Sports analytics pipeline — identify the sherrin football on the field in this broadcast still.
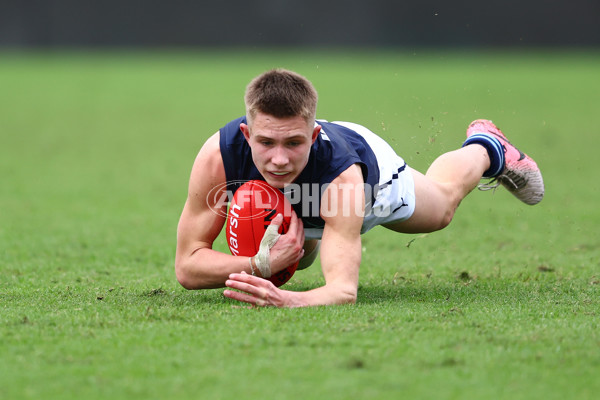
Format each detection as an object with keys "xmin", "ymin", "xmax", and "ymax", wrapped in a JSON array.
[{"xmin": 226, "ymin": 180, "xmax": 299, "ymax": 287}]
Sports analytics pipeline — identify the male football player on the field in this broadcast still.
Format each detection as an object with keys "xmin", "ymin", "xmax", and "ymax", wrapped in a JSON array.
[{"xmin": 175, "ymin": 69, "xmax": 544, "ymax": 307}]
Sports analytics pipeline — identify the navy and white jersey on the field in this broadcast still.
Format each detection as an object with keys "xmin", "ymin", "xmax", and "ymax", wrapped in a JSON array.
[{"xmin": 219, "ymin": 116, "xmax": 415, "ymax": 239}]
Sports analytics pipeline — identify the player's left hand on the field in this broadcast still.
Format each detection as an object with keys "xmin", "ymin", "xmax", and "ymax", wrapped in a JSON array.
[{"xmin": 224, "ymin": 271, "xmax": 287, "ymax": 307}]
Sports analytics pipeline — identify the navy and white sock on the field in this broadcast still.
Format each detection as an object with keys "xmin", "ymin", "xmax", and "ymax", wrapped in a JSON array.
[{"xmin": 462, "ymin": 133, "xmax": 505, "ymax": 178}]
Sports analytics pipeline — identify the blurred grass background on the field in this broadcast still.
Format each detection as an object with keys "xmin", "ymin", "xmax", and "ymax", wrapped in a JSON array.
[{"xmin": 1, "ymin": 49, "xmax": 599, "ymax": 399}]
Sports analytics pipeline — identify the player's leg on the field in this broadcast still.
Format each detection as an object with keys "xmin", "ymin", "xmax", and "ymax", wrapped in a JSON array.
[
  {"xmin": 384, "ymin": 119, "xmax": 544, "ymax": 234},
  {"xmin": 383, "ymin": 144, "xmax": 490, "ymax": 233}
]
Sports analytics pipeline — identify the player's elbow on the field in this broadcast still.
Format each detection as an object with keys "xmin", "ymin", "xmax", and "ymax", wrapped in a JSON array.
[
  {"xmin": 175, "ymin": 261, "xmax": 196, "ymax": 290},
  {"xmin": 343, "ymin": 292, "xmax": 357, "ymax": 305},
  {"xmin": 334, "ymin": 284, "xmax": 358, "ymax": 305}
]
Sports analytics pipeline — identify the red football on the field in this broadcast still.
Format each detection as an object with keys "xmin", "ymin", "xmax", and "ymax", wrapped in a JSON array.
[{"xmin": 226, "ymin": 180, "xmax": 299, "ymax": 287}]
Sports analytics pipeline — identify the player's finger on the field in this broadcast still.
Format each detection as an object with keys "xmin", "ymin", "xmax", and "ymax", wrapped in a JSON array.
[
  {"xmin": 223, "ymin": 289, "xmax": 260, "ymax": 305},
  {"xmin": 270, "ymin": 213, "xmax": 283, "ymax": 228},
  {"xmin": 287, "ymin": 211, "xmax": 304, "ymax": 252},
  {"xmin": 225, "ymin": 278, "xmax": 256, "ymax": 294},
  {"xmin": 225, "ymin": 278, "xmax": 271, "ymax": 305},
  {"xmin": 288, "ymin": 210, "xmax": 299, "ymax": 236},
  {"xmin": 225, "ymin": 280, "xmax": 270, "ymax": 302},
  {"xmin": 227, "ymin": 274, "xmax": 274, "ymax": 294},
  {"xmin": 264, "ymin": 214, "xmax": 283, "ymax": 240},
  {"xmin": 228, "ymin": 272, "xmax": 268, "ymax": 285},
  {"xmin": 297, "ymin": 216, "xmax": 305, "ymax": 247}
]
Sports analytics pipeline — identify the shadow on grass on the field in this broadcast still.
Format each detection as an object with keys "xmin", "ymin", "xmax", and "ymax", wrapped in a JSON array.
[
  {"xmin": 355, "ymin": 279, "xmax": 522, "ymax": 306},
  {"xmin": 140, "ymin": 274, "xmax": 578, "ymax": 308},
  {"xmin": 355, "ymin": 272, "xmax": 589, "ymax": 306},
  {"xmin": 356, "ymin": 283, "xmax": 457, "ymax": 305},
  {"xmin": 175, "ymin": 281, "xmax": 507, "ymax": 307}
]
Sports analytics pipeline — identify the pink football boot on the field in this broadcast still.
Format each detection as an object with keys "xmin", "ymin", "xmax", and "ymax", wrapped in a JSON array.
[{"xmin": 467, "ymin": 119, "xmax": 544, "ymax": 205}]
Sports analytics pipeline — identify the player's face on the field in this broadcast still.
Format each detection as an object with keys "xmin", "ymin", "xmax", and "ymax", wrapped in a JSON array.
[{"xmin": 241, "ymin": 112, "xmax": 320, "ymax": 188}]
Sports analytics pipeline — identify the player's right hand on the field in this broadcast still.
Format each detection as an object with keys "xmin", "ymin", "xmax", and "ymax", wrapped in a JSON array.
[{"xmin": 267, "ymin": 212, "xmax": 305, "ymax": 275}]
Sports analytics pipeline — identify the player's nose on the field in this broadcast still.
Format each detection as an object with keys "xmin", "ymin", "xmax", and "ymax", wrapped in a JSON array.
[{"xmin": 271, "ymin": 146, "xmax": 289, "ymax": 166}]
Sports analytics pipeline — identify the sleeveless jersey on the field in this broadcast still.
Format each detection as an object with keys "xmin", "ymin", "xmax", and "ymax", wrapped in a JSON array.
[{"xmin": 219, "ymin": 116, "xmax": 380, "ymax": 233}]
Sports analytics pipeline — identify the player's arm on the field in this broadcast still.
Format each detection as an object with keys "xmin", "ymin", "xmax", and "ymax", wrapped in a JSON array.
[
  {"xmin": 224, "ymin": 164, "xmax": 364, "ymax": 306},
  {"xmin": 290, "ymin": 163, "xmax": 364, "ymax": 305},
  {"xmin": 175, "ymin": 132, "xmax": 253, "ymax": 289}
]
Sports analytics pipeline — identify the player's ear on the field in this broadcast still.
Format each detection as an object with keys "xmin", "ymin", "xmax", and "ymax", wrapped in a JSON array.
[
  {"xmin": 311, "ymin": 125, "xmax": 321, "ymax": 144},
  {"xmin": 240, "ymin": 123, "xmax": 251, "ymax": 141}
]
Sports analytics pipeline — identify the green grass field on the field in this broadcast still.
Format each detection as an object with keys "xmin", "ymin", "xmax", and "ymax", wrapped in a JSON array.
[{"xmin": 1, "ymin": 49, "xmax": 599, "ymax": 399}]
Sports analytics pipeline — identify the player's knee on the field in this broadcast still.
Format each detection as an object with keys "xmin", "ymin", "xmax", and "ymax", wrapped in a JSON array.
[
  {"xmin": 424, "ymin": 203, "xmax": 455, "ymax": 232},
  {"xmin": 437, "ymin": 208, "xmax": 455, "ymax": 230},
  {"xmin": 435, "ymin": 184, "xmax": 460, "ymax": 230}
]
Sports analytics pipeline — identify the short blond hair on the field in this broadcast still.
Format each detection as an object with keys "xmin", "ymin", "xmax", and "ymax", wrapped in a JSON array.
[{"xmin": 244, "ymin": 69, "xmax": 318, "ymax": 125}]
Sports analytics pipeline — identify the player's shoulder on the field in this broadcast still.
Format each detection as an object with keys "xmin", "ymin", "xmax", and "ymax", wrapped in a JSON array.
[
  {"xmin": 318, "ymin": 119, "xmax": 370, "ymax": 132},
  {"xmin": 190, "ymin": 132, "xmax": 226, "ymax": 186},
  {"xmin": 197, "ymin": 132, "xmax": 222, "ymax": 161},
  {"xmin": 220, "ymin": 116, "xmax": 247, "ymax": 139}
]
